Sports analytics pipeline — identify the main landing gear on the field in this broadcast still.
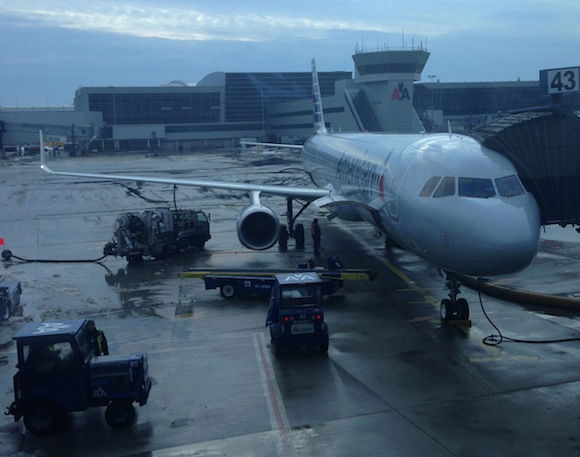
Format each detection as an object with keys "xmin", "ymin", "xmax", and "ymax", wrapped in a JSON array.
[
  {"xmin": 279, "ymin": 197, "xmax": 312, "ymax": 251},
  {"xmin": 440, "ymin": 272, "xmax": 470, "ymax": 324}
]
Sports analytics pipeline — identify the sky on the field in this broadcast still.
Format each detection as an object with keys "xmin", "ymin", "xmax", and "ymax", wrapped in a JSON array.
[{"xmin": 0, "ymin": 0, "xmax": 578, "ymax": 106}]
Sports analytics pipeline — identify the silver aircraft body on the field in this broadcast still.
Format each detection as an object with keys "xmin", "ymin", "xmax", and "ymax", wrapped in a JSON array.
[
  {"xmin": 302, "ymin": 132, "xmax": 540, "ymax": 276},
  {"xmin": 40, "ymin": 60, "xmax": 541, "ymax": 281}
]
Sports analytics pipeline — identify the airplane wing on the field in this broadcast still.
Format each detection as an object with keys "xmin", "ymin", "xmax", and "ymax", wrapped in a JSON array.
[
  {"xmin": 40, "ymin": 133, "xmax": 327, "ymax": 200},
  {"xmin": 240, "ymin": 141, "xmax": 303, "ymax": 150}
]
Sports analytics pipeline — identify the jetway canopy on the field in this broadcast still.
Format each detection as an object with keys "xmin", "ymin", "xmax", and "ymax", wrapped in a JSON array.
[{"xmin": 472, "ymin": 111, "xmax": 580, "ymax": 225}]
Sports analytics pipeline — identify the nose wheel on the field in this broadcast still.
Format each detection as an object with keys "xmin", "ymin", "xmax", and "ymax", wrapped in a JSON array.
[{"xmin": 440, "ymin": 273, "xmax": 470, "ymax": 324}]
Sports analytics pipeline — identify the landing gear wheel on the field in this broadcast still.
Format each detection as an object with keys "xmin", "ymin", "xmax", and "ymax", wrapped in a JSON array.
[
  {"xmin": 279, "ymin": 224, "xmax": 288, "ymax": 251},
  {"xmin": 1, "ymin": 249, "xmax": 13, "ymax": 261},
  {"xmin": 440, "ymin": 298, "xmax": 459, "ymax": 323},
  {"xmin": 384, "ymin": 234, "xmax": 395, "ymax": 250},
  {"xmin": 457, "ymin": 298, "xmax": 470, "ymax": 320},
  {"xmin": 105, "ymin": 401, "xmax": 135, "ymax": 429},
  {"xmin": 294, "ymin": 223, "xmax": 305, "ymax": 249},
  {"xmin": 24, "ymin": 401, "xmax": 57, "ymax": 435},
  {"xmin": 220, "ymin": 283, "xmax": 236, "ymax": 299}
]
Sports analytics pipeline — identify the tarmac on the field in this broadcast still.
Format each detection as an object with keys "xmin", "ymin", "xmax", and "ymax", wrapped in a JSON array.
[{"xmin": 0, "ymin": 149, "xmax": 579, "ymax": 457}]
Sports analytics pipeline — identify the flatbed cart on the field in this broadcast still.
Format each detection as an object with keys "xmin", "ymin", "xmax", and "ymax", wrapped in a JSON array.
[
  {"xmin": 178, "ymin": 257, "xmax": 376, "ymax": 299},
  {"xmin": 201, "ymin": 274, "xmax": 343, "ymax": 299}
]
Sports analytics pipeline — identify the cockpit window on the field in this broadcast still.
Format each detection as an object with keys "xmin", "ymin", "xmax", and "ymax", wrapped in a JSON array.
[
  {"xmin": 420, "ymin": 176, "xmax": 442, "ymax": 197},
  {"xmin": 433, "ymin": 177, "xmax": 455, "ymax": 198},
  {"xmin": 495, "ymin": 175, "xmax": 524, "ymax": 197},
  {"xmin": 458, "ymin": 178, "xmax": 496, "ymax": 198}
]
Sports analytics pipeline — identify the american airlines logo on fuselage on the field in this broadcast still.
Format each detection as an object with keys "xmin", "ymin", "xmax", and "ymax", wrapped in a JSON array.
[
  {"xmin": 391, "ymin": 83, "xmax": 410, "ymax": 101},
  {"xmin": 336, "ymin": 154, "xmax": 390, "ymax": 198}
]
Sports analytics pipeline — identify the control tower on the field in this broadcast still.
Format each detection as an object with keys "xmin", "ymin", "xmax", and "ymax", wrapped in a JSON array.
[{"xmin": 349, "ymin": 49, "xmax": 430, "ymax": 132}]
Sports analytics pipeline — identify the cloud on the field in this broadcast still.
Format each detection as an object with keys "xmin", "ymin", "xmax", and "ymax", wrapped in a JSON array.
[{"xmin": 0, "ymin": 1, "xmax": 462, "ymax": 42}]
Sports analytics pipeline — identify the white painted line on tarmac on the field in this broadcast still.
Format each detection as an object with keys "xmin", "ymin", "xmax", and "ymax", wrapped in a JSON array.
[{"xmin": 253, "ymin": 332, "xmax": 295, "ymax": 457}]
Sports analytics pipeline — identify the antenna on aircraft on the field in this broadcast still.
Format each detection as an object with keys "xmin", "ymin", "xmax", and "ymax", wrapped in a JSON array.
[{"xmin": 448, "ymin": 120, "xmax": 453, "ymax": 139}]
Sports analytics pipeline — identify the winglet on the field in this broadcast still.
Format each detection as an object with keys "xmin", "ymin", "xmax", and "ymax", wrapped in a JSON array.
[
  {"xmin": 311, "ymin": 58, "xmax": 327, "ymax": 134},
  {"xmin": 39, "ymin": 130, "xmax": 53, "ymax": 174}
]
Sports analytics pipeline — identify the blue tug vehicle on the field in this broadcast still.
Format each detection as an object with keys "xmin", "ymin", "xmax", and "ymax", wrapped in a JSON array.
[
  {"xmin": 266, "ymin": 272, "xmax": 329, "ymax": 355},
  {"xmin": 5, "ymin": 320, "xmax": 152, "ymax": 434}
]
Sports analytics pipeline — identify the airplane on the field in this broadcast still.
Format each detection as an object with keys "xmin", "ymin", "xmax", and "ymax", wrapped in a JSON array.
[{"xmin": 40, "ymin": 59, "xmax": 541, "ymax": 323}]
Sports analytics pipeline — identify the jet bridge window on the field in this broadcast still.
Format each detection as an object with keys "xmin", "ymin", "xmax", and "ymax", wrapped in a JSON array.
[
  {"xmin": 420, "ymin": 176, "xmax": 442, "ymax": 197},
  {"xmin": 458, "ymin": 178, "xmax": 496, "ymax": 198},
  {"xmin": 495, "ymin": 175, "xmax": 524, "ymax": 197},
  {"xmin": 433, "ymin": 177, "xmax": 455, "ymax": 198}
]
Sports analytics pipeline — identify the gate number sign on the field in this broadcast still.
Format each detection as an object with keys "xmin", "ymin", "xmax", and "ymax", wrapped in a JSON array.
[{"xmin": 542, "ymin": 67, "xmax": 579, "ymax": 94}]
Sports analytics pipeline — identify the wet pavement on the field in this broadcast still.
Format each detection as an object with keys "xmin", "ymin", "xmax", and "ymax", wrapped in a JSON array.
[{"xmin": 1, "ymin": 150, "xmax": 579, "ymax": 457}]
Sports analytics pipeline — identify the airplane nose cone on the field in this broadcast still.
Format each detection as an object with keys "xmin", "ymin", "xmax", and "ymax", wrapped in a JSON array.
[{"xmin": 466, "ymin": 203, "xmax": 540, "ymax": 275}]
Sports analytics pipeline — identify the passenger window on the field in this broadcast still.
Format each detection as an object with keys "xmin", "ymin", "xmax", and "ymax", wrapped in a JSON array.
[
  {"xmin": 495, "ymin": 175, "xmax": 524, "ymax": 197},
  {"xmin": 458, "ymin": 178, "xmax": 496, "ymax": 198},
  {"xmin": 433, "ymin": 177, "xmax": 455, "ymax": 198},
  {"xmin": 419, "ymin": 176, "xmax": 442, "ymax": 197}
]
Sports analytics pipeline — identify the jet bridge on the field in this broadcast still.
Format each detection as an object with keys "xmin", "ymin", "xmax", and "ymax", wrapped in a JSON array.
[{"xmin": 472, "ymin": 111, "xmax": 580, "ymax": 226}]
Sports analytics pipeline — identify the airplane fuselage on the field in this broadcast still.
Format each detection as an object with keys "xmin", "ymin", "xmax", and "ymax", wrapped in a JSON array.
[{"xmin": 303, "ymin": 132, "xmax": 541, "ymax": 276}]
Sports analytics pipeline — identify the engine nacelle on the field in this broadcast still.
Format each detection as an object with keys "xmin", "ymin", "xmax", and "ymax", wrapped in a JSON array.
[{"xmin": 236, "ymin": 204, "xmax": 280, "ymax": 250}]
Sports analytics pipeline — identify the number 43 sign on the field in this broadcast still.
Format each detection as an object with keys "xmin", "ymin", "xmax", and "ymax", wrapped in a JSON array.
[{"xmin": 542, "ymin": 67, "xmax": 579, "ymax": 95}]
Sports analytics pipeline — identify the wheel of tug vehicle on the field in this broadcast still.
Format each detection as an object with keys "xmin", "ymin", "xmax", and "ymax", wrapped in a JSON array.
[
  {"xmin": 220, "ymin": 283, "xmax": 236, "ymax": 299},
  {"xmin": 127, "ymin": 254, "xmax": 143, "ymax": 265},
  {"xmin": 294, "ymin": 223, "xmax": 305, "ymax": 249},
  {"xmin": 105, "ymin": 400, "xmax": 135, "ymax": 429},
  {"xmin": 23, "ymin": 401, "xmax": 58, "ymax": 435},
  {"xmin": 194, "ymin": 240, "xmax": 206, "ymax": 250},
  {"xmin": 103, "ymin": 241, "xmax": 116, "ymax": 256},
  {"xmin": 274, "ymin": 341, "xmax": 283, "ymax": 357},
  {"xmin": 157, "ymin": 245, "xmax": 170, "ymax": 260},
  {"xmin": 457, "ymin": 298, "xmax": 470, "ymax": 320},
  {"xmin": 2, "ymin": 249, "xmax": 13, "ymax": 260}
]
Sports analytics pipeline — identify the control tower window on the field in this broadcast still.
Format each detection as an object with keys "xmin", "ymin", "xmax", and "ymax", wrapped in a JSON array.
[
  {"xmin": 458, "ymin": 178, "xmax": 496, "ymax": 198},
  {"xmin": 433, "ymin": 177, "xmax": 455, "ymax": 198},
  {"xmin": 495, "ymin": 175, "xmax": 525, "ymax": 198},
  {"xmin": 420, "ymin": 176, "xmax": 442, "ymax": 197}
]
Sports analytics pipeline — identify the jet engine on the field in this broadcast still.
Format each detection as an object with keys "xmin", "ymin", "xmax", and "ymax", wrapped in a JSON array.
[{"xmin": 236, "ymin": 203, "xmax": 280, "ymax": 250}]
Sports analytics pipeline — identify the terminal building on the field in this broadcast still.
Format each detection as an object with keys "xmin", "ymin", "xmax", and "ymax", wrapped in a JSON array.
[{"xmin": 0, "ymin": 48, "xmax": 554, "ymax": 153}]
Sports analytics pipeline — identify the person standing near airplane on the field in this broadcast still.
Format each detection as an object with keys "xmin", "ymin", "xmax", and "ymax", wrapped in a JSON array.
[{"xmin": 311, "ymin": 218, "xmax": 321, "ymax": 256}]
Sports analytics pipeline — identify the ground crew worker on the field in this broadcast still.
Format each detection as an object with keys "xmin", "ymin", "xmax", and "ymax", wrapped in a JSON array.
[
  {"xmin": 87, "ymin": 321, "xmax": 109, "ymax": 356},
  {"xmin": 95, "ymin": 328, "xmax": 109, "ymax": 356},
  {"xmin": 311, "ymin": 218, "xmax": 321, "ymax": 257}
]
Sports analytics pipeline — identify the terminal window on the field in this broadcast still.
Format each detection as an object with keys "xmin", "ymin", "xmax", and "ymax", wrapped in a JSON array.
[{"xmin": 88, "ymin": 92, "xmax": 220, "ymax": 125}]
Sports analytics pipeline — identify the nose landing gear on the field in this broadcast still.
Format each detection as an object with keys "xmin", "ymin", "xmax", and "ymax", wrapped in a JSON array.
[{"xmin": 440, "ymin": 272, "xmax": 471, "ymax": 324}]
